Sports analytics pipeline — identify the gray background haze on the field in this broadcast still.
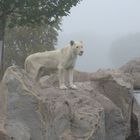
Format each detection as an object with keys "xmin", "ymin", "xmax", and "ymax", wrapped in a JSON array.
[{"xmin": 57, "ymin": 0, "xmax": 140, "ymax": 72}]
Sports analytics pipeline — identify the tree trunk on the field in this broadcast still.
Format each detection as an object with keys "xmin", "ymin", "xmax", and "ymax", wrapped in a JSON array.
[{"xmin": 0, "ymin": 17, "xmax": 6, "ymax": 79}]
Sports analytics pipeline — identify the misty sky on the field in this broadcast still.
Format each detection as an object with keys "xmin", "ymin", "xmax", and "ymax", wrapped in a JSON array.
[
  {"xmin": 57, "ymin": 0, "xmax": 140, "ymax": 72},
  {"xmin": 61, "ymin": 0, "xmax": 140, "ymax": 35}
]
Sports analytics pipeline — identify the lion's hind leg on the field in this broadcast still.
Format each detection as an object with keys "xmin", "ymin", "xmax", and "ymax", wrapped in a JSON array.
[{"xmin": 35, "ymin": 67, "xmax": 46, "ymax": 82}]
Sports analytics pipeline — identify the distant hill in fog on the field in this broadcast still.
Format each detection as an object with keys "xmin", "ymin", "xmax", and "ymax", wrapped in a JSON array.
[{"xmin": 110, "ymin": 33, "xmax": 140, "ymax": 68}]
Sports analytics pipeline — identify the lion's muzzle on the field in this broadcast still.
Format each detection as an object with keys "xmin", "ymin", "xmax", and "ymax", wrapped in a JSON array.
[{"xmin": 79, "ymin": 50, "xmax": 84, "ymax": 56}]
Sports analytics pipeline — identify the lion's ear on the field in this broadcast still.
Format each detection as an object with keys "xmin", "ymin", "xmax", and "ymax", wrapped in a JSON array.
[{"xmin": 70, "ymin": 40, "xmax": 75, "ymax": 46}]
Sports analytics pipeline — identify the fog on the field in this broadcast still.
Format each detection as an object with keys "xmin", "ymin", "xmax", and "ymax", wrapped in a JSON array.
[{"xmin": 57, "ymin": 0, "xmax": 140, "ymax": 72}]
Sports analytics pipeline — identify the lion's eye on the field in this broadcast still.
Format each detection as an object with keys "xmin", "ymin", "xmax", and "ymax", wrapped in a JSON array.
[{"xmin": 76, "ymin": 46, "xmax": 78, "ymax": 48}]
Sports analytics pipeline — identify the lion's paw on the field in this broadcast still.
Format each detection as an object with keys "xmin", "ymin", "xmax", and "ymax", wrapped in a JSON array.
[
  {"xmin": 69, "ymin": 84, "xmax": 77, "ymax": 90},
  {"xmin": 60, "ymin": 85, "xmax": 68, "ymax": 90}
]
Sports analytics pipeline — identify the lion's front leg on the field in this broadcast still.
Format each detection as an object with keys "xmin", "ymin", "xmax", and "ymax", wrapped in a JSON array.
[
  {"xmin": 68, "ymin": 68, "xmax": 77, "ymax": 89},
  {"xmin": 58, "ymin": 68, "xmax": 67, "ymax": 90}
]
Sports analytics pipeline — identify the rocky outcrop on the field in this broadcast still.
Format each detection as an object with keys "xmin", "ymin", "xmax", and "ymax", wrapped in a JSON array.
[
  {"xmin": 133, "ymin": 95, "xmax": 140, "ymax": 137},
  {"xmin": 119, "ymin": 58, "xmax": 140, "ymax": 138},
  {"xmin": 0, "ymin": 66, "xmax": 138, "ymax": 140},
  {"xmin": 1, "ymin": 67, "xmax": 105, "ymax": 140},
  {"xmin": 120, "ymin": 58, "xmax": 140, "ymax": 89},
  {"xmin": 90, "ymin": 69, "xmax": 134, "ymax": 139},
  {"xmin": 0, "ymin": 130, "xmax": 10, "ymax": 140}
]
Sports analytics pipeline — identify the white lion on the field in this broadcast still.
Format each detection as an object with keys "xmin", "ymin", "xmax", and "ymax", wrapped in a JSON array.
[{"xmin": 24, "ymin": 40, "xmax": 84, "ymax": 89}]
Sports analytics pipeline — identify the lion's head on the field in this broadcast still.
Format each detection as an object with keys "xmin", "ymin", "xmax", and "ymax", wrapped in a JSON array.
[{"xmin": 70, "ymin": 40, "xmax": 84, "ymax": 56}]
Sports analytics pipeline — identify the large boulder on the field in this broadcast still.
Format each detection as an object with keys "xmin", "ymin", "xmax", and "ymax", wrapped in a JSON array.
[
  {"xmin": 41, "ymin": 84, "xmax": 105, "ymax": 140},
  {"xmin": 1, "ymin": 66, "xmax": 105, "ymax": 140},
  {"xmin": 2, "ymin": 67, "xmax": 45, "ymax": 140},
  {"xmin": 133, "ymin": 94, "xmax": 140, "ymax": 136},
  {"xmin": 119, "ymin": 58, "xmax": 140, "ymax": 137},
  {"xmin": 90, "ymin": 69, "xmax": 134, "ymax": 139},
  {"xmin": 0, "ymin": 66, "xmax": 137, "ymax": 140},
  {"xmin": 120, "ymin": 58, "xmax": 140, "ymax": 89}
]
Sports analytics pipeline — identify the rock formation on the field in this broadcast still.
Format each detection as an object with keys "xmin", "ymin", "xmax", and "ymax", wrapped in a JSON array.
[
  {"xmin": 120, "ymin": 58, "xmax": 140, "ymax": 139},
  {"xmin": 120, "ymin": 58, "xmax": 140, "ymax": 89},
  {"xmin": 0, "ymin": 56, "xmax": 140, "ymax": 140},
  {"xmin": 0, "ymin": 59, "xmax": 140, "ymax": 140}
]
